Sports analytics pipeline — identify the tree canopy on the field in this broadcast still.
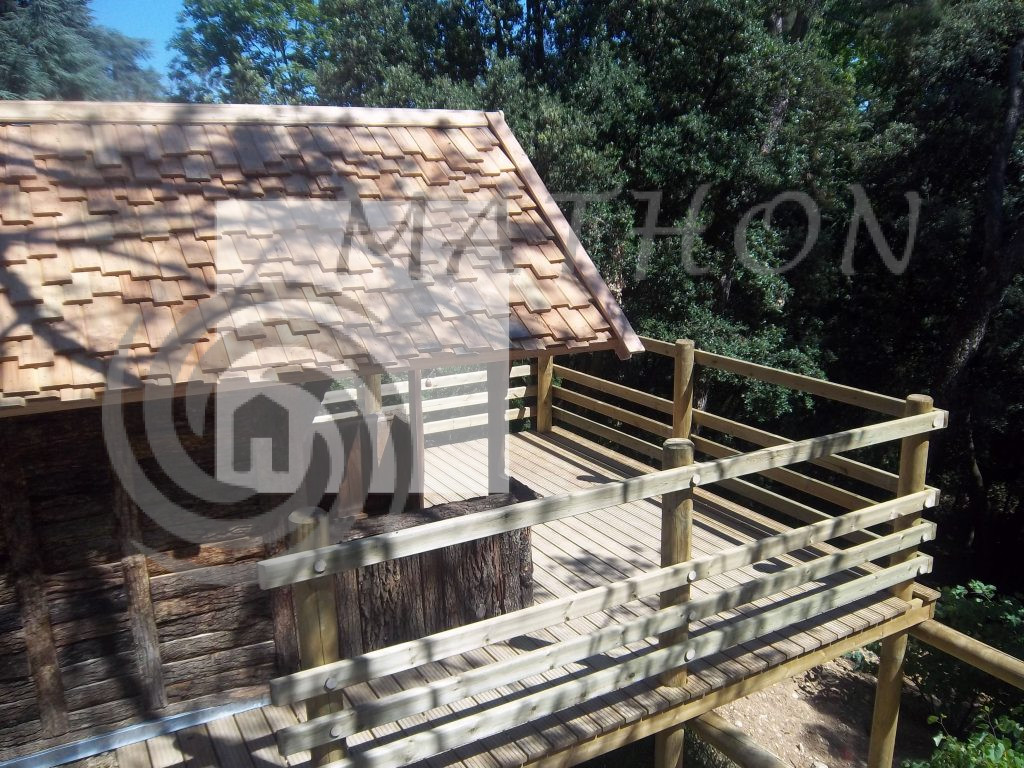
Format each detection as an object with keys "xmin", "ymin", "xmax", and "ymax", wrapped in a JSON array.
[
  {"xmin": 171, "ymin": 0, "xmax": 1024, "ymax": 593},
  {"xmin": 0, "ymin": 0, "xmax": 162, "ymax": 100},
  {"xmin": 2, "ymin": 0, "xmax": 1020, "ymax": 592}
]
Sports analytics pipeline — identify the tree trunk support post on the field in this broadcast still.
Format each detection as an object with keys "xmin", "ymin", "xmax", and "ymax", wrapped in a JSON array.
[
  {"xmin": 655, "ymin": 437, "xmax": 695, "ymax": 768},
  {"xmin": 673, "ymin": 340, "xmax": 695, "ymax": 439},
  {"xmin": 536, "ymin": 354, "xmax": 554, "ymax": 433},
  {"xmin": 290, "ymin": 508, "xmax": 346, "ymax": 767},
  {"xmin": 867, "ymin": 393, "xmax": 933, "ymax": 768}
]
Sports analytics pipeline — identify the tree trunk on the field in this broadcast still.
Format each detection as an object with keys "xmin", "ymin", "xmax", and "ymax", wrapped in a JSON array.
[
  {"xmin": 935, "ymin": 36, "xmax": 1024, "ymax": 405},
  {"xmin": 528, "ymin": 0, "xmax": 545, "ymax": 75}
]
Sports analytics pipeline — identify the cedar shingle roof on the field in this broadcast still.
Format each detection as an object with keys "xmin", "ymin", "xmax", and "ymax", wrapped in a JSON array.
[{"xmin": 0, "ymin": 102, "xmax": 641, "ymax": 413}]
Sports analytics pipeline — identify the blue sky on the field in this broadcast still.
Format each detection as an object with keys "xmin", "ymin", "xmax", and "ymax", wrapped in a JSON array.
[{"xmin": 90, "ymin": 0, "xmax": 184, "ymax": 80}]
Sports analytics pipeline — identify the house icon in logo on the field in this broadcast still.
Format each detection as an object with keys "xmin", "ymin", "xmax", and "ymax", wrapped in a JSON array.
[
  {"xmin": 215, "ymin": 379, "xmax": 343, "ymax": 494},
  {"xmin": 230, "ymin": 392, "xmax": 292, "ymax": 475}
]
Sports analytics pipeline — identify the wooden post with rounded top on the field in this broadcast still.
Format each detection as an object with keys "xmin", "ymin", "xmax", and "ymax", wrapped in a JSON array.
[
  {"xmin": 673, "ymin": 340, "xmax": 695, "ymax": 439},
  {"xmin": 868, "ymin": 394, "xmax": 934, "ymax": 768},
  {"xmin": 536, "ymin": 354, "xmax": 554, "ymax": 432},
  {"xmin": 290, "ymin": 508, "xmax": 345, "ymax": 766},
  {"xmin": 655, "ymin": 437, "xmax": 695, "ymax": 768}
]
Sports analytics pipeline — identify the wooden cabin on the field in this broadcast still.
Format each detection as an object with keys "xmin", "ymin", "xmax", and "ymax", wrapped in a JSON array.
[{"xmin": 0, "ymin": 100, "xmax": 956, "ymax": 768}]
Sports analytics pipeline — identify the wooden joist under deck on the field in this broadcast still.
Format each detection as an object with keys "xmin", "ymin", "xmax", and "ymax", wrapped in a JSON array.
[{"xmin": 100, "ymin": 429, "xmax": 935, "ymax": 768}]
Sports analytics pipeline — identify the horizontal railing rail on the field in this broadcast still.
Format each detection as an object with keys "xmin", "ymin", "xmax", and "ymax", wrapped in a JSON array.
[
  {"xmin": 278, "ymin": 538, "xmax": 933, "ymax": 754},
  {"xmin": 692, "ymin": 409, "xmax": 901, "ymax": 494},
  {"xmin": 268, "ymin": 490, "xmax": 935, "ymax": 702},
  {"xmin": 257, "ymin": 335, "xmax": 947, "ymax": 768},
  {"xmin": 257, "ymin": 410, "xmax": 944, "ymax": 588},
  {"xmin": 319, "ymin": 364, "xmax": 535, "ymax": 435},
  {"xmin": 262, "ymin": 482, "xmax": 936, "ymax": 760},
  {"xmin": 549, "ymin": 337, "xmax": 934, "ymax": 536},
  {"xmin": 637, "ymin": 335, "xmax": 906, "ymax": 417},
  {"xmin": 322, "ymin": 365, "xmax": 533, "ymax": 406},
  {"xmin": 270, "ymin": 553, "xmax": 932, "ymax": 763}
]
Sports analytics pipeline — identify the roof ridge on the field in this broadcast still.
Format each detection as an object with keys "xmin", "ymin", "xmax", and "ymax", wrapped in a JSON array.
[{"xmin": 0, "ymin": 100, "xmax": 493, "ymax": 128}]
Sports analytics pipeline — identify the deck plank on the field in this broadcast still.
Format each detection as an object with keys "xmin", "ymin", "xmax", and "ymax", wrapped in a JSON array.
[
  {"xmin": 176, "ymin": 726, "xmax": 219, "ymax": 768},
  {"xmin": 206, "ymin": 713, "xmax": 256, "ymax": 768},
  {"xmin": 146, "ymin": 734, "xmax": 184, "ymax": 768},
  {"xmin": 116, "ymin": 741, "xmax": 152, "ymax": 768}
]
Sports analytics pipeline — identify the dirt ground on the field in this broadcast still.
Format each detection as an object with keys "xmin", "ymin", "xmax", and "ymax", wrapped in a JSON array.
[
  {"xmin": 713, "ymin": 655, "xmax": 937, "ymax": 767},
  {"xmin": 580, "ymin": 653, "xmax": 939, "ymax": 768}
]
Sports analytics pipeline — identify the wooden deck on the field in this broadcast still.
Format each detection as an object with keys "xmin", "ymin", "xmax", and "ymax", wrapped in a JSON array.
[{"xmin": 100, "ymin": 428, "xmax": 934, "ymax": 768}]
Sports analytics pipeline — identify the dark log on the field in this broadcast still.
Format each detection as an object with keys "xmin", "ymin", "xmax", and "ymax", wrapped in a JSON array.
[
  {"xmin": 0, "ymin": 443, "xmax": 69, "ymax": 736},
  {"xmin": 59, "ymin": 654, "xmax": 136, "ymax": 689},
  {"xmin": 55, "ymin": 632, "xmax": 134, "ymax": 668},
  {"xmin": 334, "ymin": 568, "xmax": 364, "ymax": 660},
  {"xmin": 143, "ymin": 539, "xmax": 267, "ymax": 576},
  {"xmin": 356, "ymin": 557, "xmax": 426, "ymax": 650},
  {"xmin": 152, "ymin": 581, "xmax": 265, "ymax": 622},
  {"xmin": 152, "ymin": 602, "xmax": 268, "ymax": 643},
  {"xmin": 442, "ymin": 535, "xmax": 501, "ymax": 625},
  {"xmin": 160, "ymin": 641, "xmax": 277, "ymax": 686},
  {"xmin": 112, "ymin": 471, "xmax": 167, "ymax": 712},
  {"xmin": 159, "ymin": 624, "xmax": 271, "ymax": 664},
  {"xmin": 50, "ymin": 614, "xmax": 129, "ymax": 647},
  {"xmin": 0, "ymin": 682, "xmax": 39, "ymax": 727},
  {"xmin": 147, "ymin": 561, "xmax": 258, "ymax": 602},
  {"xmin": 63, "ymin": 675, "xmax": 153, "ymax": 712},
  {"xmin": 417, "ymin": 541, "xmax": 448, "ymax": 636},
  {"xmin": 334, "ymin": 488, "xmax": 536, "ymax": 652},
  {"xmin": 264, "ymin": 521, "xmax": 300, "ymax": 675}
]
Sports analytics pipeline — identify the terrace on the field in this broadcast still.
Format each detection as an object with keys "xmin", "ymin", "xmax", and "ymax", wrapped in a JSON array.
[{"xmin": 101, "ymin": 335, "xmax": 945, "ymax": 768}]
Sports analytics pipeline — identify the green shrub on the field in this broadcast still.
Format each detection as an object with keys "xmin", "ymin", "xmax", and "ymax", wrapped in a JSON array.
[
  {"xmin": 904, "ymin": 709, "xmax": 1024, "ymax": 768},
  {"xmin": 904, "ymin": 581, "xmax": 1024, "ymax": 734}
]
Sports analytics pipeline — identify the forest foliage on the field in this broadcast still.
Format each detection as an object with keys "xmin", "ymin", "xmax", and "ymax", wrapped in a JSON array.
[
  {"xmin": 1, "ymin": 0, "xmax": 1022, "ymax": 593},
  {"xmin": 0, "ymin": 0, "xmax": 161, "ymax": 100},
  {"xmin": 170, "ymin": 0, "xmax": 1024, "ymax": 595}
]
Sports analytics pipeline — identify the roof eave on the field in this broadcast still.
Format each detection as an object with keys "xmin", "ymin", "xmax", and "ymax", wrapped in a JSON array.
[{"xmin": 484, "ymin": 112, "xmax": 643, "ymax": 361}]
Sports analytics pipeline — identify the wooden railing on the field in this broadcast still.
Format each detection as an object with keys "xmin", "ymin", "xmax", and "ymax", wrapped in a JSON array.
[
  {"xmin": 545, "ymin": 336, "xmax": 938, "ymax": 538},
  {"xmin": 542, "ymin": 335, "xmax": 944, "ymax": 768},
  {"xmin": 320, "ymin": 364, "xmax": 535, "ymax": 435},
  {"xmin": 256, "ymin": 345, "xmax": 946, "ymax": 767}
]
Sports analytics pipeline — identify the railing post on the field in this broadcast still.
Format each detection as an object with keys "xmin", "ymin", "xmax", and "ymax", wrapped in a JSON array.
[
  {"xmin": 408, "ymin": 369, "xmax": 425, "ymax": 510},
  {"xmin": 536, "ymin": 354, "xmax": 554, "ymax": 432},
  {"xmin": 655, "ymin": 437, "xmax": 695, "ymax": 768},
  {"xmin": 487, "ymin": 359, "xmax": 510, "ymax": 493},
  {"xmin": 290, "ymin": 508, "xmax": 345, "ymax": 767},
  {"xmin": 361, "ymin": 372, "xmax": 382, "ymax": 415},
  {"xmin": 868, "ymin": 393, "xmax": 933, "ymax": 768},
  {"xmin": 672, "ymin": 340, "xmax": 695, "ymax": 439}
]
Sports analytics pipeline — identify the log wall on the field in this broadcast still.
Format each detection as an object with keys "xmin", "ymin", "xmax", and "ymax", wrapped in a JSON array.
[{"xmin": 0, "ymin": 402, "xmax": 533, "ymax": 760}]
